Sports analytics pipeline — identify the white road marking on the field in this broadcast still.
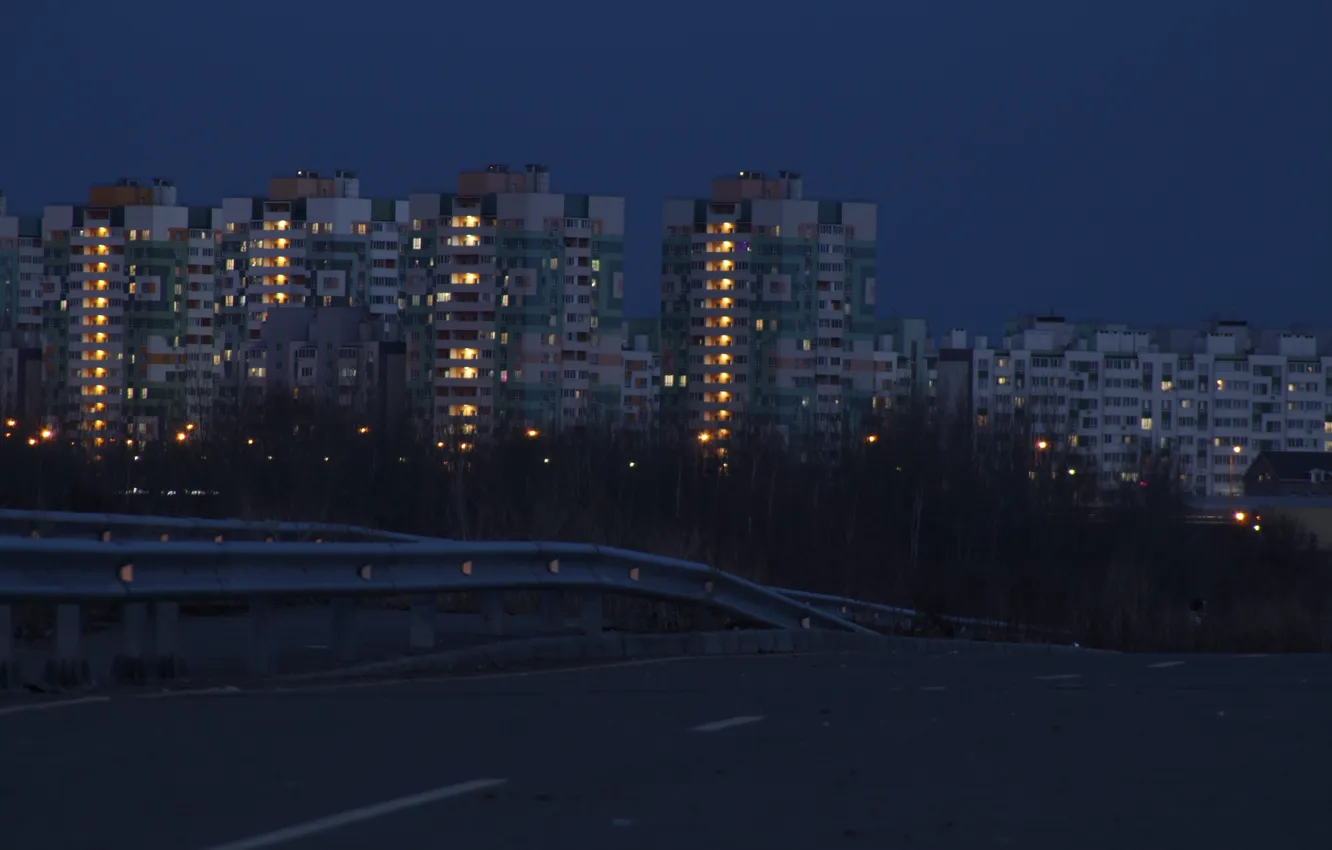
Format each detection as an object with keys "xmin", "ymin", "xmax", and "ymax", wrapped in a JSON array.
[
  {"xmin": 691, "ymin": 715, "xmax": 764, "ymax": 733},
  {"xmin": 197, "ymin": 778, "xmax": 507, "ymax": 850},
  {"xmin": 1147, "ymin": 660, "xmax": 1186, "ymax": 669},
  {"xmin": 0, "ymin": 696, "xmax": 110, "ymax": 718},
  {"xmin": 1033, "ymin": 674, "xmax": 1082, "ymax": 681}
]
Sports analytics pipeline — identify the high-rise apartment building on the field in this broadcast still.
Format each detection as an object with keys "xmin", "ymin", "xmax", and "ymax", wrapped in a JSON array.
[
  {"xmin": 0, "ymin": 192, "xmax": 45, "ymax": 418},
  {"xmin": 939, "ymin": 316, "xmax": 1332, "ymax": 496},
  {"xmin": 660, "ymin": 171, "xmax": 879, "ymax": 445},
  {"xmin": 216, "ymin": 171, "xmax": 407, "ymax": 413},
  {"xmin": 621, "ymin": 317, "xmax": 661, "ymax": 430},
  {"xmin": 0, "ymin": 191, "xmax": 44, "ymax": 341},
  {"xmin": 404, "ymin": 165, "xmax": 626, "ymax": 441},
  {"xmin": 37, "ymin": 179, "xmax": 221, "ymax": 442}
]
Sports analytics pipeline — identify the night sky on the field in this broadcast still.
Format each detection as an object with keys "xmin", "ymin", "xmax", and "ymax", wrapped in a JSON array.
[{"xmin": 3, "ymin": 0, "xmax": 1328, "ymax": 336}]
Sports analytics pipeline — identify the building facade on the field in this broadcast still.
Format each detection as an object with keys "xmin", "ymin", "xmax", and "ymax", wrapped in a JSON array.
[
  {"xmin": 215, "ymin": 171, "xmax": 407, "ymax": 420},
  {"xmin": 621, "ymin": 317, "xmax": 661, "ymax": 430},
  {"xmin": 940, "ymin": 317, "xmax": 1332, "ymax": 496},
  {"xmin": 35, "ymin": 179, "xmax": 221, "ymax": 442},
  {"xmin": 660, "ymin": 171, "xmax": 881, "ymax": 446},
  {"xmin": 404, "ymin": 165, "xmax": 626, "ymax": 441},
  {"xmin": 0, "ymin": 192, "xmax": 44, "ymax": 421}
]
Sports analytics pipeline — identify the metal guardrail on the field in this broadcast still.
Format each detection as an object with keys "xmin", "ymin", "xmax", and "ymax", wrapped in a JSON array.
[
  {"xmin": 0, "ymin": 508, "xmax": 430, "ymax": 543},
  {"xmin": 775, "ymin": 587, "xmax": 1070, "ymax": 644},
  {"xmin": 0, "ymin": 526, "xmax": 871, "ymax": 689},
  {"xmin": 770, "ymin": 588, "xmax": 919, "ymax": 630}
]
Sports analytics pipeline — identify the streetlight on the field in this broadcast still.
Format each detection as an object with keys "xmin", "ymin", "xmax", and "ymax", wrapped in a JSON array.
[
  {"xmin": 1229, "ymin": 445, "xmax": 1242, "ymax": 501},
  {"xmin": 39, "ymin": 429, "xmax": 53, "ymax": 440},
  {"xmin": 525, "ymin": 428, "xmax": 539, "ymax": 438},
  {"xmin": 1032, "ymin": 439, "xmax": 1049, "ymax": 481}
]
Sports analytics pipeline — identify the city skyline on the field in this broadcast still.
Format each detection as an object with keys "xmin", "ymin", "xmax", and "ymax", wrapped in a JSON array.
[
  {"xmin": 6, "ymin": 164, "xmax": 1332, "ymax": 505},
  {"xmin": 4, "ymin": 165, "xmax": 1329, "ymax": 336}
]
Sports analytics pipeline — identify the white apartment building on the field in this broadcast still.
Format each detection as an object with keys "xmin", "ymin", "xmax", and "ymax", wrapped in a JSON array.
[
  {"xmin": 37, "ymin": 179, "xmax": 223, "ymax": 441},
  {"xmin": 943, "ymin": 317, "xmax": 1332, "ymax": 496},
  {"xmin": 405, "ymin": 165, "xmax": 627, "ymax": 440},
  {"xmin": 216, "ymin": 171, "xmax": 407, "ymax": 412},
  {"xmin": 0, "ymin": 192, "xmax": 44, "ymax": 342},
  {"xmin": 620, "ymin": 319, "xmax": 660, "ymax": 430},
  {"xmin": 659, "ymin": 171, "xmax": 880, "ymax": 444}
]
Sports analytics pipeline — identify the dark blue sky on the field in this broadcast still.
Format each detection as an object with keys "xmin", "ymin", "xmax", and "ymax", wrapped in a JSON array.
[{"xmin": 3, "ymin": 1, "xmax": 1328, "ymax": 334}]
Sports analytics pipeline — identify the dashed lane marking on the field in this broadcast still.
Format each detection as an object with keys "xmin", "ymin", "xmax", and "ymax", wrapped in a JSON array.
[
  {"xmin": 691, "ymin": 715, "xmax": 765, "ymax": 733},
  {"xmin": 196, "ymin": 778, "xmax": 507, "ymax": 850}
]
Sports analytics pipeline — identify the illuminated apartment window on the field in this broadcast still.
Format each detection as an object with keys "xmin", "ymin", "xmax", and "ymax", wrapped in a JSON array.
[{"xmin": 664, "ymin": 375, "xmax": 675, "ymax": 387}]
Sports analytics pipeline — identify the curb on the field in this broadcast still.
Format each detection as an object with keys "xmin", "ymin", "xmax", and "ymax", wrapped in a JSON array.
[{"xmin": 274, "ymin": 628, "xmax": 1112, "ymax": 684}]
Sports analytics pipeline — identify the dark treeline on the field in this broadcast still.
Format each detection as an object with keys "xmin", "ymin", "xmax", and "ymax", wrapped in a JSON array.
[{"xmin": 2, "ymin": 399, "xmax": 1329, "ymax": 652}]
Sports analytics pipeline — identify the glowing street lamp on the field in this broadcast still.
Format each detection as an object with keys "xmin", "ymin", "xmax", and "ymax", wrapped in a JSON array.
[
  {"xmin": 1229, "ymin": 444, "xmax": 1243, "ymax": 501},
  {"xmin": 176, "ymin": 431, "xmax": 187, "ymax": 442}
]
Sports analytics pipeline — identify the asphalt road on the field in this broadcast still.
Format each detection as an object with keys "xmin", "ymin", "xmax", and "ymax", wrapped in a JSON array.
[
  {"xmin": 10, "ymin": 608, "xmax": 545, "ymax": 686},
  {"xmin": 2, "ymin": 648, "xmax": 1329, "ymax": 849}
]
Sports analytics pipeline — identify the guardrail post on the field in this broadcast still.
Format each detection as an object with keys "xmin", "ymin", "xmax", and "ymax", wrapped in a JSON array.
[
  {"xmin": 540, "ymin": 590, "xmax": 565, "ymax": 634},
  {"xmin": 153, "ymin": 601, "xmax": 184, "ymax": 679},
  {"xmin": 481, "ymin": 590, "xmax": 505, "ymax": 636},
  {"xmin": 331, "ymin": 597, "xmax": 358, "ymax": 663},
  {"xmin": 112, "ymin": 603, "xmax": 148, "ymax": 683},
  {"xmin": 579, "ymin": 590, "xmax": 604, "ymax": 635},
  {"xmin": 0, "ymin": 603, "xmax": 15, "ymax": 689},
  {"xmin": 249, "ymin": 597, "xmax": 274, "ymax": 676},
  {"xmin": 45, "ymin": 603, "xmax": 90, "ymax": 688},
  {"xmin": 409, "ymin": 595, "xmax": 436, "ymax": 650}
]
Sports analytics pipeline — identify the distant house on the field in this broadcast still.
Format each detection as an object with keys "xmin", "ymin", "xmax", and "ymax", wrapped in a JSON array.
[{"xmin": 1244, "ymin": 451, "xmax": 1332, "ymax": 497}]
